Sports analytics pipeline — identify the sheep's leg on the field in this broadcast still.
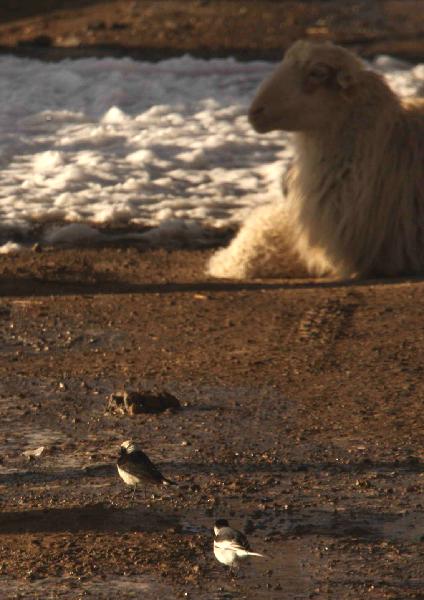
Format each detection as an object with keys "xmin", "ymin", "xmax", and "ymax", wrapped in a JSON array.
[{"xmin": 207, "ymin": 201, "xmax": 305, "ymax": 279}]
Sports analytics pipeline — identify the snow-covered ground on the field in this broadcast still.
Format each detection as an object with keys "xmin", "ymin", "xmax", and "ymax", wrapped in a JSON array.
[{"xmin": 0, "ymin": 53, "xmax": 423, "ymax": 251}]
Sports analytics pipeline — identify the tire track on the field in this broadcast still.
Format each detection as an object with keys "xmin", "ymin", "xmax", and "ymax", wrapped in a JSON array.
[{"xmin": 290, "ymin": 293, "xmax": 362, "ymax": 372}]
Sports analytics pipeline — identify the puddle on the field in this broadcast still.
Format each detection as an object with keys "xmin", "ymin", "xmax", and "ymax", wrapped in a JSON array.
[
  {"xmin": 181, "ymin": 521, "xmax": 209, "ymax": 535},
  {"xmin": 0, "ymin": 311, "xmax": 129, "ymax": 355},
  {"xmin": 0, "ymin": 424, "xmax": 67, "ymax": 458},
  {"xmin": 180, "ymin": 513, "xmax": 311, "ymax": 599},
  {"xmin": 0, "ymin": 504, "xmax": 176, "ymax": 535},
  {"xmin": 383, "ymin": 511, "xmax": 424, "ymax": 542},
  {"xmin": 198, "ymin": 539, "xmax": 310, "ymax": 600}
]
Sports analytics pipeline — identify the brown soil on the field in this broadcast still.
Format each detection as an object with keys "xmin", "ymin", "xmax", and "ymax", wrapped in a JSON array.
[
  {"xmin": 0, "ymin": 0, "xmax": 423, "ymax": 61},
  {"xmin": 0, "ymin": 247, "xmax": 423, "ymax": 598}
]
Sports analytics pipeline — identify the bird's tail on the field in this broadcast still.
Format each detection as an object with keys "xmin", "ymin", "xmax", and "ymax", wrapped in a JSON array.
[
  {"xmin": 246, "ymin": 551, "xmax": 268, "ymax": 559},
  {"xmin": 162, "ymin": 478, "xmax": 178, "ymax": 486}
]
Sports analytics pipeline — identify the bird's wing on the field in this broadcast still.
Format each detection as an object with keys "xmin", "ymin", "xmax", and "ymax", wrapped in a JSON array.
[
  {"xmin": 234, "ymin": 530, "xmax": 251, "ymax": 550},
  {"xmin": 214, "ymin": 528, "xmax": 267, "ymax": 558},
  {"xmin": 215, "ymin": 528, "xmax": 250, "ymax": 552},
  {"xmin": 214, "ymin": 537, "xmax": 266, "ymax": 559},
  {"xmin": 214, "ymin": 539, "xmax": 246, "ymax": 553},
  {"xmin": 119, "ymin": 451, "xmax": 167, "ymax": 483},
  {"xmin": 134, "ymin": 452, "xmax": 177, "ymax": 485}
]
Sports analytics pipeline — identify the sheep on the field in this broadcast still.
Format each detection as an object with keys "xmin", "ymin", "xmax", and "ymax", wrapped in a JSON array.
[{"xmin": 207, "ymin": 40, "xmax": 424, "ymax": 280}]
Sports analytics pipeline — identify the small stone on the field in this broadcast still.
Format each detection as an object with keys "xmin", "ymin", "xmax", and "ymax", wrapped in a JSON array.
[{"xmin": 23, "ymin": 446, "xmax": 45, "ymax": 459}]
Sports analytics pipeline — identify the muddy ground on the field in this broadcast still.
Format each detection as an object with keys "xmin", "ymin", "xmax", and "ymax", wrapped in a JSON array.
[{"xmin": 0, "ymin": 246, "xmax": 423, "ymax": 599}]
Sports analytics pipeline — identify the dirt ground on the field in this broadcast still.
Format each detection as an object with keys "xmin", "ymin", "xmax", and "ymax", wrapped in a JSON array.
[
  {"xmin": 0, "ymin": 0, "xmax": 423, "ymax": 61},
  {"xmin": 0, "ymin": 247, "xmax": 423, "ymax": 599}
]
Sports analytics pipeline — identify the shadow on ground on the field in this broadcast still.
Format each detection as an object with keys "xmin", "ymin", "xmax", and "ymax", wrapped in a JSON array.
[
  {"xmin": 0, "ymin": 457, "xmax": 421, "ymax": 486},
  {"xmin": 2, "ymin": 275, "xmax": 424, "ymax": 299},
  {"xmin": 0, "ymin": 503, "xmax": 176, "ymax": 534}
]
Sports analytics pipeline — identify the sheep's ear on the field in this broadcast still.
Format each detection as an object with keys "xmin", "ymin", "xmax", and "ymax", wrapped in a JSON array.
[{"xmin": 336, "ymin": 67, "xmax": 356, "ymax": 90}]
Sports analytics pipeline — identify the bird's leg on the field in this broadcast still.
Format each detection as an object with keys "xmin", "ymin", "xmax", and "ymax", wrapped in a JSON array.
[
  {"xmin": 110, "ymin": 493, "xmax": 120, "ymax": 507},
  {"xmin": 131, "ymin": 486, "xmax": 136, "ymax": 503},
  {"xmin": 230, "ymin": 563, "xmax": 240, "ymax": 579}
]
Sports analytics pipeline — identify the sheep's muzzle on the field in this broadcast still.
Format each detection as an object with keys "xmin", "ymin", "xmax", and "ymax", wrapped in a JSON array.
[{"xmin": 248, "ymin": 105, "xmax": 270, "ymax": 133}]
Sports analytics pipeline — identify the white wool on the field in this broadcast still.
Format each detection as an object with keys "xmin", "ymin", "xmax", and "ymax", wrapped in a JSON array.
[{"xmin": 208, "ymin": 41, "xmax": 424, "ymax": 280}]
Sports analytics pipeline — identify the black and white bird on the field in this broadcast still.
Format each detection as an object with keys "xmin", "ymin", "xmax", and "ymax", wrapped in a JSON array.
[
  {"xmin": 213, "ymin": 519, "xmax": 266, "ymax": 573},
  {"xmin": 117, "ymin": 440, "xmax": 177, "ymax": 501}
]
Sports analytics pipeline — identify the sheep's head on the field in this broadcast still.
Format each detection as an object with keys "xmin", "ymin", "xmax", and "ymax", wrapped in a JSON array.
[{"xmin": 249, "ymin": 40, "xmax": 364, "ymax": 133}]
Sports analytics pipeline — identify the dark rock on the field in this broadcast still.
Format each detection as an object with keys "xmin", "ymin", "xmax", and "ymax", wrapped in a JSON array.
[
  {"xmin": 111, "ymin": 22, "xmax": 129, "ymax": 30},
  {"xmin": 108, "ymin": 388, "xmax": 181, "ymax": 415},
  {"xmin": 18, "ymin": 35, "xmax": 52, "ymax": 48}
]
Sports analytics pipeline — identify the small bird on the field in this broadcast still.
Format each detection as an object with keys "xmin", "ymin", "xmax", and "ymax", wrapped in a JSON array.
[
  {"xmin": 213, "ymin": 519, "xmax": 266, "ymax": 574},
  {"xmin": 117, "ymin": 440, "xmax": 177, "ymax": 501}
]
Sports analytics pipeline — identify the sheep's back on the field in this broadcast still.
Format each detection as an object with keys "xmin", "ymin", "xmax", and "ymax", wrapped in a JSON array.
[{"xmin": 290, "ymin": 104, "xmax": 424, "ymax": 277}]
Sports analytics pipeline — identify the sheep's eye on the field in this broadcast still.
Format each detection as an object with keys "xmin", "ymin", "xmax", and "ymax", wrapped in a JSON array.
[{"xmin": 307, "ymin": 64, "xmax": 331, "ymax": 83}]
